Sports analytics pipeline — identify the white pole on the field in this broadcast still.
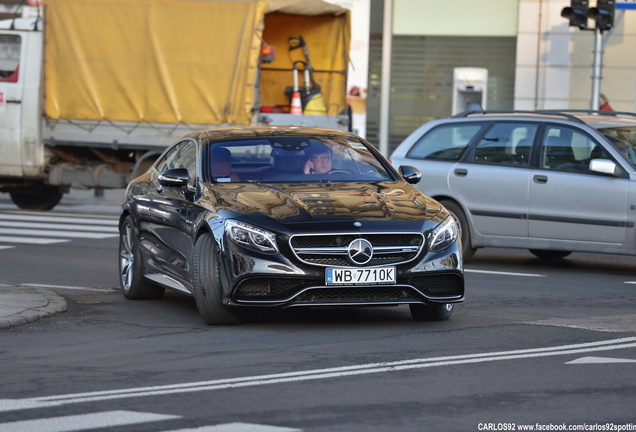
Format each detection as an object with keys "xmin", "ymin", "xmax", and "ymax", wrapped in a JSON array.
[{"xmin": 379, "ymin": 0, "xmax": 393, "ymax": 156}]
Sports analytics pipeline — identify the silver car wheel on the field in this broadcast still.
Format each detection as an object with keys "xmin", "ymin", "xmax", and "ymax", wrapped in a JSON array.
[{"xmin": 119, "ymin": 220, "xmax": 134, "ymax": 293}]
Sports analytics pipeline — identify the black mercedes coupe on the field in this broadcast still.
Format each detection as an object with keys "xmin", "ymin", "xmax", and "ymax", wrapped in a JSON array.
[{"xmin": 118, "ymin": 126, "xmax": 464, "ymax": 324}]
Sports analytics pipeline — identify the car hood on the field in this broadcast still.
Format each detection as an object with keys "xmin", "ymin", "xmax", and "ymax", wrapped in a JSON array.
[{"xmin": 200, "ymin": 181, "xmax": 444, "ymax": 224}]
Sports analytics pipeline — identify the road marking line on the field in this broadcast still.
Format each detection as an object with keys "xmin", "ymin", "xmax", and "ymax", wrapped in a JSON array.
[
  {"xmin": 0, "ymin": 228, "xmax": 116, "ymax": 239},
  {"xmin": 23, "ymin": 284, "xmax": 117, "ymax": 293},
  {"xmin": 0, "ymin": 221, "xmax": 118, "ymax": 233},
  {"xmin": 0, "ymin": 213, "xmax": 118, "ymax": 225},
  {"xmin": 0, "ymin": 410, "xmax": 179, "ymax": 432},
  {"xmin": 0, "ymin": 246, "xmax": 14, "ymax": 250},
  {"xmin": 567, "ymin": 356, "xmax": 636, "ymax": 364},
  {"xmin": 0, "ymin": 236, "xmax": 68, "ymax": 245},
  {"xmin": 465, "ymin": 269, "xmax": 545, "ymax": 277},
  {"xmin": 166, "ymin": 423, "xmax": 301, "ymax": 432},
  {"xmin": 1, "ymin": 337, "xmax": 634, "ymax": 413}
]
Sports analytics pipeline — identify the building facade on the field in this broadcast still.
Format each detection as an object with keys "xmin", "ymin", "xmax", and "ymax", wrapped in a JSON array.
[{"xmin": 366, "ymin": 0, "xmax": 636, "ymax": 154}]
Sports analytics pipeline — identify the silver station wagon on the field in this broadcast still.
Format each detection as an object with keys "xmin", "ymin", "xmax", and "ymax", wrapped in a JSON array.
[{"xmin": 390, "ymin": 110, "xmax": 636, "ymax": 260}]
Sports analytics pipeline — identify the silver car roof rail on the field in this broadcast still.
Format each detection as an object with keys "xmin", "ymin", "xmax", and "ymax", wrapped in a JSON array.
[
  {"xmin": 453, "ymin": 110, "xmax": 585, "ymax": 124},
  {"xmin": 540, "ymin": 109, "xmax": 636, "ymax": 119}
]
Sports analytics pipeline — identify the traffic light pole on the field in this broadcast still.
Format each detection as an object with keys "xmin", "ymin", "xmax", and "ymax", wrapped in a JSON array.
[{"xmin": 590, "ymin": 28, "xmax": 604, "ymax": 111}]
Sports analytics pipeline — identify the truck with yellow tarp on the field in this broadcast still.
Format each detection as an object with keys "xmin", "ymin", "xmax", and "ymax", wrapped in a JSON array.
[{"xmin": 0, "ymin": 0, "xmax": 350, "ymax": 209}]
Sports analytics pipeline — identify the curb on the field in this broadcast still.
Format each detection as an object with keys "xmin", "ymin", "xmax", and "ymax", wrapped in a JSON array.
[{"xmin": 0, "ymin": 288, "xmax": 68, "ymax": 330}]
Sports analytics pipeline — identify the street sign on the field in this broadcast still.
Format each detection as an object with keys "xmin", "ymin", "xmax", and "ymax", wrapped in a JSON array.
[{"xmin": 616, "ymin": 0, "xmax": 636, "ymax": 9}]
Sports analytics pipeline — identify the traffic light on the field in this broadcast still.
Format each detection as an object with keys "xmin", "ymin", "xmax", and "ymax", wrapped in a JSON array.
[
  {"xmin": 587, "ymin": 0, "xmax": 615, "ymax": 31},
  {"xmin": 561, "ymin": 0, "xmax": 589, "ymax": 29}
]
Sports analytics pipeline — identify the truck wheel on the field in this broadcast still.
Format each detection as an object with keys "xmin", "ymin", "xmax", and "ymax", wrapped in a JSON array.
[
  {"xmin": 192, "ymin": 233, "xmax": 243, "ymax": 325},
  {"xmin": 439, "ymin": 200, "xmax": 476, "ymax": 261},
  {"xmin": 119, "ymin": 215, "xmax": 164, "ymax": 299},
  {"xmin": 410, "ymin": 303, "xmax": 454, "ymax": 321},
  {"xmin": 9, "ymin": 186, "xmax": 64, "ymax": 210}
]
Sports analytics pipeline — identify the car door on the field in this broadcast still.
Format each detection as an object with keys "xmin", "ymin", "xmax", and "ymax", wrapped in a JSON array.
[
  {"xmin": 448, "ymin": 122, "xmax": 538, "ymax": 241},
  {"xmin": 142, "ymin": 139, "xmax": 199, "ymax": 285},
  {"xmin": 528, "ymin": 124, "xmax": 629, "ymax": 244}
]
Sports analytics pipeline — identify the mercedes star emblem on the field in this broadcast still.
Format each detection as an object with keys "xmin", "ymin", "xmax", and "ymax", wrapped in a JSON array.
[{"xmin": 347, "ymin": 238, "xmax": 373, "ymax": 265}]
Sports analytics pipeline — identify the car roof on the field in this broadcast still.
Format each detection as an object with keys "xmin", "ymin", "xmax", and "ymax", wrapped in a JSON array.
[
  {"xmin": 451, "ymin": 110, "xmax": 636, "ymax": 130},
  {"xmin": 181, "ymin": 126, "xmax": 358, "ymax": 142}
]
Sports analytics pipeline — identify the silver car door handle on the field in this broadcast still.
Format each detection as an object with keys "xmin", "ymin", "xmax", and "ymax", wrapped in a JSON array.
[
  {"xmin": 533, "ymin": 175, "xmax": 548, "ymax": 184},
  {"xmin": 6, "ymin": 99, "xmax": 21, "ymax": 104},
  {"xmin": 454, "ymin": 168, "xmax": 468, "ymax": 177}
]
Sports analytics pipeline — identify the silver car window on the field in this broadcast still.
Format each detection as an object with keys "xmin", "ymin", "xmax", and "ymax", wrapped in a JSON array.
[
  {"xmin": 540, "ymin": 126, "xmax": 599, "ymax": 173},
  {"xmin": 405, "ymin": 123, "xmax": 487, "ymax": 161},
  {"xmin": 472, "ymin": 122, "xmax": 537, "ymax": 167},
  {"xmin": 599, "ymin": 127, "xmax": 636, "ymax": 168}
]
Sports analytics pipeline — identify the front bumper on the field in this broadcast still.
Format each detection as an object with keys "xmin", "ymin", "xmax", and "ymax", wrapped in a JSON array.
[{"xmin": 222, "ymin": 235, "xmax": 464, "ymax": 309}]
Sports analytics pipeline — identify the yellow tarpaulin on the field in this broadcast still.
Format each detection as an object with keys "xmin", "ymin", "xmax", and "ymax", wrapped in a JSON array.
[
  {"xmin": 44, "ymin": 0, "xmax": 265, "ymax": 125},
  {"xmin": 43, "ymin": 0, "xmax": 349, "ymax": 125}
]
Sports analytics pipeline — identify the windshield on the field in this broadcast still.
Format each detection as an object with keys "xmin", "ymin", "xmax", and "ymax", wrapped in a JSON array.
[
  {"xmin": 205, "ymin": 136, "xmax": 395, "ymax": 183},
  {"xmin": 599, "ymin": 127, "xmax": 636, "ymax": 168}
]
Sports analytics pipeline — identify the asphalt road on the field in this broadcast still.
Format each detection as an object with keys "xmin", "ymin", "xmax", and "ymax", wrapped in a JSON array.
[{"xmin": 0, "ymin": 190, "xmax": 635, "ymax": 432}]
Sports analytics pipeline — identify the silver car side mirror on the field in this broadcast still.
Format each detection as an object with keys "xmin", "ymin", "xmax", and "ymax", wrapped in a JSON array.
[{"xmin": 589, "ymin": 159, "xmax": 618, "ymax": 176}]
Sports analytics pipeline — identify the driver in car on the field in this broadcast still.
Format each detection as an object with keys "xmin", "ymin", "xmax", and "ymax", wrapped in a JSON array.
[{"xmin": 303, "ymin": 144, "xmax": 333, "ymax": 174}]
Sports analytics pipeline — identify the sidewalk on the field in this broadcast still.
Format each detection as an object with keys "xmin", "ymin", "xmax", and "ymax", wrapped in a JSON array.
[
  {"xmin": 0, "ymin": 285, "xmax": 67, "ymax": 330},
  {"xmin": 0, "ymin": 187, "xmax": 125, "ymax": 329}
]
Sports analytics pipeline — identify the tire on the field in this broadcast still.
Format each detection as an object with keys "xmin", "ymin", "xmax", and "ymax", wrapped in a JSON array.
[
  {"xmin": 529, "ymin": 249, "xmax": 572, "ymax": 260},
  {"xmin": 10, "ymin": 185, "xmax": 64, "ymax": 210},
  {"xmin": 410, "ymin": 302, "xmax": 454, "ymax": 321},
  {"xmin": 119, "ymin": 215, "xmax": 164, "ymax": 299},
  {"xmin": 192, "ymin": 233, "xmax": 243, "ymax": 325},
  {"xmin": 439, "ymin": 200, "xmax": 476, "ymax": 261}
]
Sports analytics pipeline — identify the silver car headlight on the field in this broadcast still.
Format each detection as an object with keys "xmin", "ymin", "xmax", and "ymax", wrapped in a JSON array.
[
  {"xmin": 429, "ymin": 216, "xmax": 458, "ymax": 252},
  {"xmin": 225, "ymin": 220, "xmax": 278, "ymax": 254}
]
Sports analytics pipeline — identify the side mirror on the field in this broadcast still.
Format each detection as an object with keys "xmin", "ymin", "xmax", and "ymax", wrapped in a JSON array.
[
  {"xmin": 399, "ymin": 165, "xmax": 422, "ymax": 184},
  {"xmin": 589, "ymin": 159, "xmax": 618, "ymax": 176},
  {"xmin": 158, "ymin": 168, "xmax": 190, "ymax": 187}
]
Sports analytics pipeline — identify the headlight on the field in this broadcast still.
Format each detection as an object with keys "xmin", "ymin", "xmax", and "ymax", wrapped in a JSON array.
[
  {"xmin": 428, "ymin": 216, "xmax": 458, "ymax": 252},
  {"xmin": 225, "ymin": 220, "xmax": 278, "ymax": 254}
]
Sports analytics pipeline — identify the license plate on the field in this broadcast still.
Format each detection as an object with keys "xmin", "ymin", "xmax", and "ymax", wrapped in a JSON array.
[{"xmin": 325, "ymin": 267, "xmax": 396, "ymax": 285}]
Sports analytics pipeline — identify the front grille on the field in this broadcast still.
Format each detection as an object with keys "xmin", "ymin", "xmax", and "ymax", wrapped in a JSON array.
[
  {"xmin": 290, "ymin": 232, "xmax": 424, "ymax": 267},
  {"xmin": 293, "ymin": 286, "xmax": 425, "ymax": 304}
]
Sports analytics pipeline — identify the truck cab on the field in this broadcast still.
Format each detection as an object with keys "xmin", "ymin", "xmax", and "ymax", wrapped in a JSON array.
[{"xmin": 0, "ymin": 18, "xmax": 60, "ymax": 209}]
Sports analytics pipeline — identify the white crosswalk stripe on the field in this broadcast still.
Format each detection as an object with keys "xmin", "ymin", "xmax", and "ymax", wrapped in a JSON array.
[
  {"xmin": 0, "ymin": 211, "xmax": 119, "ymax": 249},
  {"xmin": 0, "ymin": 212, "xmax": 118, "ymax": 225},
  {"xmin": 0, "ymin": 220, "xmax": 118, "ymax": 232},
  {"xmin": 0, "ymin": 410, "xmax": 180, "ymax": 432},
  {"xmin": 0, "ymin": 413, "xmax": 300, "ymax": 432}
]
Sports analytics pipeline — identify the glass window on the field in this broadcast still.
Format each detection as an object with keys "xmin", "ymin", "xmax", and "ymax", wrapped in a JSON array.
[
  {"xmin": 205, "ymin": 136, "xmax": 394, "ymax": 183},
  {"xmin": 406, "ymin": 122, "xmax": 487, "ymax": 161},
  {"xmin": 0, "ymin": 35, "xmax": 20, "ymax": 83},
  {"xmin": 599, "ymin": 127, "xmax": 636, "ymax": 168},
  {"xmin": 472, "ymin": 122, "xmax": 537, "ymax": 167},
  {"xmin": 155, "ymin": 140, "xmax": 197, "ymax": 185},
  {"xmin": 540, "ymin": 126, "xmax": 600, "ymax": 173}
]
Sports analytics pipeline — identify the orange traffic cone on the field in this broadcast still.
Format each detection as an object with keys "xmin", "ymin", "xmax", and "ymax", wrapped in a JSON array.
[{"xmin": 290, "ymin": 91, "xmax": 303, "ymax": 115}]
